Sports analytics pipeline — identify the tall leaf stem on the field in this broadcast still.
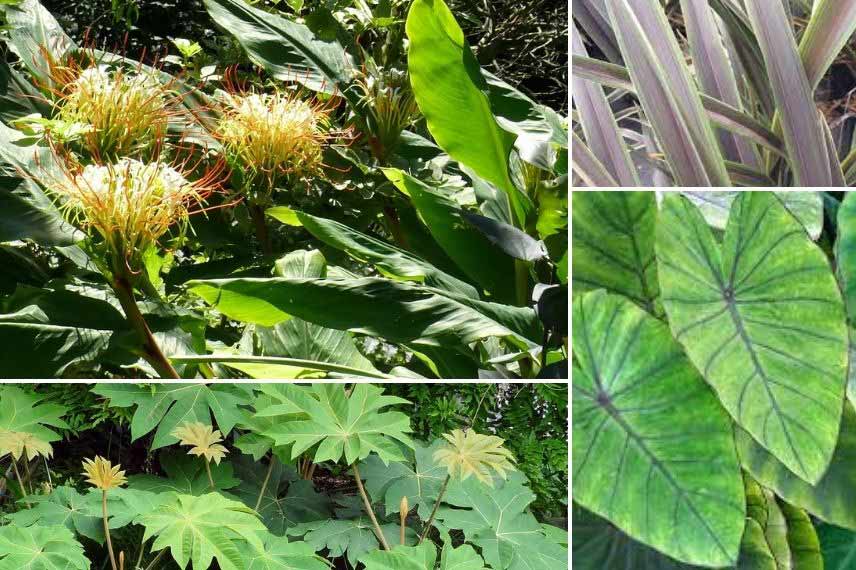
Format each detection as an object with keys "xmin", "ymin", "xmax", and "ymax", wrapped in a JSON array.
[
  {"xmin": 102, "ymin": 490, "xmax": 118, "ymax": 570},
  {"xmin": 249, "ymin": 202, "xmax": 273, "ymax": 255},
  {"xmin": 11, "ymin": 460, "xmax": 31, "ymax": 508},
  {"xmin": 255, "ymin": 456, "xmax": 275, "ymax": 511},
  {"xmin": 204, "ymin": 459, "xmax": 215, "ymax": 490},
  {"xmin": 352, "ymin": 462, "xmax": 391, "ymax": 551},
  {"xmin": 417, "ymin": 474, "xmax": 450, "ymax": 544},
  {"xmin": 143, "ymin": 549, "xmax": 166, "ymax": 570},
  {"xmin": 112, "ymin": 273, "xmax": 179, "ymax": 379}
]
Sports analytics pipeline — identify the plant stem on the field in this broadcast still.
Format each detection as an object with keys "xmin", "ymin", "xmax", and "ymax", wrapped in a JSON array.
[
  {"xmin": 23, "ymin": 458, "xmax": 34, "ymax": 495},
  {"xmin": 352, "ymin": 462, "xmax": 390, "ymax": 551},
  {"xmin": 249, "ymin": 202, "xmax": 273, "ymax": 255},
  {"xmin": 11, "ymin": 460, "xmax": 31, "ymax": 508},
  {"xmin": 417, "ymin": 474, "xmax": 450, "ymax": 545},
  {"xmin": 204, "ymin": 459, "xmax": 215, "ymax": 490},
  {"xmin": 103, "ymin": 490, "xmax": 118, "ymax": 570},
  {"xmin": 112, "ymin": 274, "xmax": 180, "ymax": 379},
  {"xmin": 134, "ymin": 537, "xmax": 146, "ymax": 570},
  {"xmin": 143, "ymin": 549, "xmax": 166, "ymax": 570},
  {"xmin": 400, "ymin": 509, "xmax": 407, "ymax": 545},
  {"xmin": 255, "ymin": 456, "xmax": 275, "ymax": 512}
]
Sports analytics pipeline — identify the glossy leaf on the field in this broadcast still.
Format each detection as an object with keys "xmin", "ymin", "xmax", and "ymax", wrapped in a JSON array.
[
  {"xmin": 573, "ymin": 290, "xmax": 744, "ymax": 567},
  {"xmin": 657, "ymin": 192, "xmax": 847, "ymax": 483}
]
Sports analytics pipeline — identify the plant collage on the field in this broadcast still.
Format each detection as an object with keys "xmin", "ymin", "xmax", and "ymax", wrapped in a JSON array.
[{"xmin": 0, "ymin": 0, "xmax": 570, "ymax": 569}]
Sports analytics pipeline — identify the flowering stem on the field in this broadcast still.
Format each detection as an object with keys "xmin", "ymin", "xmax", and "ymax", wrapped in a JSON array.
[
  {"xmin": 102, "ymin": 490, "xmax": 118, "ymax": 570},
  {"xmin": 11, "ymin": 460, "xmax": 31, "ymax": 508},
  {"xmin": 204, "ymin": 459, "xmax": 215, "ymax": 490},
  {"xmin": 255, "ymin": 456, "xmax": 275, "ymax": 512},
  {"xmin": 249, "ymin": 203, "xmax": 273, "ymax": 255},
  {"xmin": 417, "ymin": 474, "xmax": 450, "ymax": 545},
  {"xmin": 352, "ymin": 462, "xmax": 390, "ymax": 551},
  {"xmin": 112, "ymin": 274, "xmax": 180, "ymax": 379}
]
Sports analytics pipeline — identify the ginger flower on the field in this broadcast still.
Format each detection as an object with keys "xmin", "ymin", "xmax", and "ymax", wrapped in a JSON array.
[
  {"xmin": 353, "ymin": 68, "xmax": 419, "ymax": 161},
  {"xmin": 433, "ymin": 429, "xmax": 515, "ymax": 486},
  {"xmin": 82, "ymin": 456, "xmax": 127, "ymax": 490},
  {"xmin": 0, "ymin": 430, "xmax": 53, "ymax": 461},
  {"xmin": 217, "ymin": 89, "xmax": 330, "ymax": 196},
  {"xmin": 55, "ymin": 65, "xmax": 173, "ymax": 160},
  {"xmin": 172, "ymin": 421, "xmax": 228, "ymax": 464},
  {"xmin": 51, "ymin": 157, "xmax": 220, "ymax": 263}
]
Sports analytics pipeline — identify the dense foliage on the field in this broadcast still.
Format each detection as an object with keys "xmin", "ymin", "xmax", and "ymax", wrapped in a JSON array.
[
  {"xmin": 0, "ymin": 382, "xmax": 568, "ymax": 569},
  {"xmin": 573, "ymin": 0, "xmax": 856, "ymax": 187},
  {"xmin": 571, "ymin": 190, "xmax": 856, "ymax": 568},
  {"xmin": 0, "ymin": 0, "xmax": 567, "ymax": 379}
]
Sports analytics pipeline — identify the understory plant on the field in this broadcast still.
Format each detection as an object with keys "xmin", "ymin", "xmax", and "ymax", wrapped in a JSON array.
[
  {"xmin": 0, "ymin": 383, "xmax": 568, "ymax": 570},
  {"xmin": 572, "ymin": 190, "xmax": 856, "ymax": 568},
  {"xmin": 0, "ymin": 0, "xmax": 567, "ymax": 379},
  {"xmin": 573, "ymin": 0, "xmax": 856, "ymax": 187}
]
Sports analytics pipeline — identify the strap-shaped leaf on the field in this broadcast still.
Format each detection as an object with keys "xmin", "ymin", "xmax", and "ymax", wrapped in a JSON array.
[
  {"xmin": 572, "ymin": 191, "xmax": 658, "ymax": 314},
  {"xmin": 573, "ymin": 290, "xmax": 744, "ymax": 567},
  {"xmin": 604, "ymin": 0, "xmax": 730, "ymax": 186},
  {"xmin": 737, "ymin": 403, "xmax": 856, "ymax": 531},
  {"xmin": 799, "ymin": 0, "xmax": 856, "ymax": 91},
  {"xmin": 657, "ymin": 192, "xmax": 847, "ymax": 483}
]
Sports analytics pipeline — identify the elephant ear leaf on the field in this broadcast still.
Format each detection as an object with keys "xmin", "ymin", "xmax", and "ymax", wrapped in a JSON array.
[
  {"xmin": 573, "ymin": 290, "xmax": 745, "ymax": 567},
  {"xmin": 656, "ymin": 192, "xmax": 847, "ymax": 484}
]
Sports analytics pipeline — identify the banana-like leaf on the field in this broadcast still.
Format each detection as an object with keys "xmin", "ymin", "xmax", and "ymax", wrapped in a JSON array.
[
  {"xmin": 573, "ymin": 290, "xmax": 744, "ymax": 567},
  {"xmin": 2, "ymin": 0, "xmax": 75, "ymax": 83},
  {"xmin": 571, "ymin": 191, "xmax": 659, "ymax": 314},
  {"xmin": 571, "ymin": 21, "xmax": 638, "ymax": 186},
  {"xmin": 657, "ymin": 192, "xmax": 847, "ymax": 483},
  {"xmin": 203, "ymin": 0, "xmax": 357, "ymax": 100},
  {"xmin": 744, "ymin": 0, "xmax": 833, "ymax": 186},
  {"xmin": 604, "ymin": 0, "xmax": 730, "ymax": 186},
  {"xmin": 737, "ymin": 403, "xmax": 856, "ymax": 531},
  {"xmin": 406, "ymin": 0, "xmax": 530, "ymax": 225}
]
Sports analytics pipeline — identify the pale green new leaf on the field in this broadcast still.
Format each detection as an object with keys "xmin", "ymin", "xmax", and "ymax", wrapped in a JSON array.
[
  {"xmin": 262, "ymin": 384, "xmax": 413, "ymax": 465},
  {"xmin": 437, "ymin": 471, "xmax": 568, "ymax": 570},
  {"xmin": 360, "ymin": 543, "xmax": 437, "ymax": 570},
  {"xmin": 656, "ymin": 192, "xmax": 847, "ymax": 483},
  {"xmin": 138, "ymin": 492, "xmax": 266, "ymax": 570},
  {"xmin": 286, "ymin": 518, "xmax": 404, "ymax": 567},
  {"xmin": 571, "ymin": 191, "xmax": 659, "ymax": 314},
  {"xmin": 573, "ymin": 290, "xmax": 744, "ymax": 567},
  {"xmin": 0, "ymin": 524, "xmax": 88, "ymax": 570}
]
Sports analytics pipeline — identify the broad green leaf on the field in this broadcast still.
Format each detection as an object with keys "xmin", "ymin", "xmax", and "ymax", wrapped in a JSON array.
[
  {"xmin": 92, "ymin": 383, "xmax": 251, "ymax": 449},
  {"xmin": 818, "ymin": 523, "xmax": 856, "ymax": 569},
  {"xmin": 437, "ymin": 471, "xmax": 568, "ymax": 570},
  {"xmin": 739, "ymin": 520, "xmax": 778, "ymax": 570},
  {"xmin": 744, "ymin": 0, "xmax": 833, "ymax": 186},
  {"xmin": 744, "ymin": 477, "xmax": 790, "ymax": 568},
  {"xmin": 737, "ymin": 403, "xmax": 856, "ymax": 531},
  {"xmin": 3, "ymin": 0, "xmax": 75, "ymax": 82},
  {"xmin": 290, "ymin": 210, "xmax": 479, "ymax": 299},
  {"xmin": 405, "ymin": 0, "xmax": 530, "ymax": 225},
  {"xmin": 779, "ymin": 501, "xmax": 823, "ymax": 570},
  {"xmin": 261, "ymin": 384, "xmax": 413, "ymax": 465},
  {"xmin": 138, "ymin": 492, "xmax": 266, "ymax": 570},
  {"xmin": 0, "ymin": 385, "xmax": 68, "ymax": 445},
  {"xmin": 836, "ymin": 192, "xmax": 856, "ymax": 353},
  {"xmin": 677, "ymin": 191, "xmax": 824, "ymax": 241},
  {"xmin": 6, "ymin": 486, "xmax": 103, "ymax": 544},
  {"xmin": 203, "ymin": 0, "xmax": 356, "ymax": 98},
  {"xmin": 573, "ymin": 290, "xmax": 744, "ymax": 567},
  {"xmin": 604, "ymin": 0, "xmax": 730, "ymax": 186},
  {"xmin": 287, "ymin": 518, "xmax": 405, "ymax": 567},
  {"xmin": 0, "ymin": 176, "xmax": 80, "ymax": 246},
  {"xmin": 188, "ymin": 277, "xmax": 541, "ymax": 350},
  {"xmin": 0, "ymin": 524, "xmax": 88, "ymax": 570},
  {"xmin": 128, "ymin": 450, "xmax": 240, "ymax": 495},
  {"xmin": 657, "ymin": 192, "xmax": 848, "ymax": 483},
  {"xmin": 439, "ymin": 544, "xmax": 489, "ymax": 570},
  {"xmin": 571, "ymin": 191, "xmax": 658, "ymax": 314},
  {"xmin": 359, "ymin": 543, "xmax": 436, "ymax": 570},
  {"xmin": 246, "ymin": 534, "xmax": 329, "ymax": 570},
  {"xmin": 231, "ymin": 454, "xmax": 332, "ymax": 535},
  {"xmin": 360, "ymin": 440, "xmax": 447, "ymax": 520},
  {"xmin": 386, "ymin": 171, "xmax": 516, "ymax": 303}
]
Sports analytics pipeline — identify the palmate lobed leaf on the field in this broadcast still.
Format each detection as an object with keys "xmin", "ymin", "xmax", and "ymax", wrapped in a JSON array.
[
  {"xmin": 573, "ymin": 289, "xmax": 744, "ymax": 567},
  {"xmin": 137, "ymin": 492, "xmax": 267, "ymax": 570},
  {"xmin": 0, "ymin": 524, "xmax": 88, "ymax": 570},
  {"xmin": 260, "ymin": 384, "xmax": 413, "ymax": 465},
  {"xmin": 0, "ymin": 386, "xmax": 68, "ymax": 452},
  {"xmin": 656, "ymin": 192, "xmax": 847, "ymax": 484}
]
